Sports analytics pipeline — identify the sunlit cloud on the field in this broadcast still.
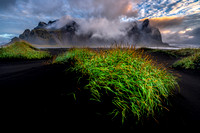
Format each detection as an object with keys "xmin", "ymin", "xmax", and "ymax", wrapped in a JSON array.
[
  {"xmin": 179, "ymin": 28, "xmax": 193, "ymax": 34},
  {"xmin": 161, "ymin": 30, "xmax": 176, "ymax": 34},
  {"xmin": 179, "ymin": 31, "xmax": 186, "ymax": 34},
  {"xmin": 188, "ymin": 36, "xmax": 194, "ymax": 39},
  {"xmin": 161, "ymin": 30, "xmax": 171, "ymax": 34},
  {"xmin": 139, "ymin": 16, "xmax": 184, "ymax": 28}
]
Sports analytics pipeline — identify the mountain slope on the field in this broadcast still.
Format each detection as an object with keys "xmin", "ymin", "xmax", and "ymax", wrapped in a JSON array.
[{"xmin": 11, "ymin": 19, "xmax": 168, "ymax": 47}]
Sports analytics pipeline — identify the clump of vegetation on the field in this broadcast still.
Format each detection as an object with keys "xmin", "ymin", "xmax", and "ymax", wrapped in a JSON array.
[
  {"xmin": 54, "ymin": 48, "xmax": 178, "ymax": 123},
  {"xmin": 141, "ymin": 48, "xmax": 200, "ymax": 58},
  {"xmin": 174, "ymin": 48, "xmax": 200, "ymax": 57},
  {"xmin": 172, "ymin": 51, "xmax": 200, "ymax": 70},
  {"xmin": 0, "ymin": 41, "xmax": 51, "ymax": 60}
]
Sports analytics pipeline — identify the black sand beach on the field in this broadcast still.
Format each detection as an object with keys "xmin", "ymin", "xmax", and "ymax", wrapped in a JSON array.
[{"xmin": 1, "ymin": 48, "xmax": 200, "ymax": 131}]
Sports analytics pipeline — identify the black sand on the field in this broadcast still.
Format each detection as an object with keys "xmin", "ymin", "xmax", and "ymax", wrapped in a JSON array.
[{"xmin": 1, "ymin": 48, "xmax": 200, "ymax": 131}]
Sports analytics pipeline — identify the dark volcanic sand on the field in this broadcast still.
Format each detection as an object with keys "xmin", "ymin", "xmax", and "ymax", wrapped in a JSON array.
[{"xmin": 1, "ymin": 48, "xmax": 200, "ymax": 131}]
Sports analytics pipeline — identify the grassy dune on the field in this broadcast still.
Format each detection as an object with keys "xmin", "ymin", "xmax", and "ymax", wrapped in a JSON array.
[
  {"xmin": 143, "ymin": 48, "xmax": 200, "ymax": 58},
  {"xmin": 54, "ymin": 47, "xmax": 179, "ymax": 123},
  {"xmin": 0, "ymin": 41, "xmax": 51, "ymax": 60},
  {"xmin": 140, "ymin": 48, "xmax": 200, "ymax": 70},
  {"xmin": 172, "ymin": 51, "xmax": 200, "ymax": 70}
]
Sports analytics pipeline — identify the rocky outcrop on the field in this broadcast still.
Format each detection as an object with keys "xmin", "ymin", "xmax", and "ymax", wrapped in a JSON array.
[
  {"xmin": 11, "ymin": 19, "xmax": 168, "ymax": 47},
  {"xmin": 127, "ymin": 19, "xmax": 167, "ymax": 47},
  {"xmin": 19, "ymin": 29, "xmax": 30, "ymax": 40},
  {"xmin": 142, "ymin": 19, "xmax": 149, "ymax": 30},
  {"xmin": 18, "ymin": 27, "xmax": 56, "ymax": 45},
  {"xmin": 35, "ymin": 22, "xmax": 47, "ymax": 29}
]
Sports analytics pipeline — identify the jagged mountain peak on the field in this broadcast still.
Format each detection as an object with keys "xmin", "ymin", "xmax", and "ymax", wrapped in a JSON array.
[
  {"xmin": 11, "ymin": 19, "xmax": 168, "ymax": 47},
  {"xmin": 142, "ymin": 19, "xmax": 150, "ymax": 30}
]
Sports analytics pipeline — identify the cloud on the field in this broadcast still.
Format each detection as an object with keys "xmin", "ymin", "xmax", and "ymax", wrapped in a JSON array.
[
  {"xmin": 137, "ymin": 0, "xmax": 200, "ymax": 19},
  {"xmin": 25, "ymin": 0, "xmax": 66, "ymax": 16},
  {"xmin": 183, "ymin": 27, "xmax": 200, "ymax": 44},
  {"xmin": 149, "ymin": 16, "xmax": 184, "ymax": 28},
  {"xmin": 187, "ymin": 27, "xmax": 200, "ymax": 36},
  {"xmin": 159, "ymin": 13, "xmax": 200, "ymax": 44},
  {"xmin": 0, "ymin": 33, "xmax": 16, "ymax": 39},
  {"xmin": 0, "ymin": 0, "xmax": 199, "ymax": 46},
  {"xmin": 0, "ymin": 33, "xmax": 16, "ymax": 45},
  {"xmin": 162, "ymin": 27, "xmax": 200, "ymax": 45},
  {"xmin": 77, "ymin": 18, "xmax": 129, "ymax": 39},
  {"xmin": 140, "ymin": 16, "xmax": 184, "ymax": 29},
  {"xmin": 178, "ymin": 28, "xmax": 193, "ymax": 34},
  {"xmin": 0, "ymin": 0, "xmax": 67, "ymax": 20},
  {"xmin": 168, "ymin": 0, "xmax": 200, "ymax": 16},
  {"xmin": 45, "ymin": 0, "xmax": 141, "ymax": 41},
  {"xmin": 50, "ymin": 15, "xmax": 131, "ymax": 40},
  {"xmin": 0, "ymin": 0, "xmax": 16, "ymax": 10},
  {"xmin": 67, "ymin": 0, "xmax": 139, "ymax": 19}
]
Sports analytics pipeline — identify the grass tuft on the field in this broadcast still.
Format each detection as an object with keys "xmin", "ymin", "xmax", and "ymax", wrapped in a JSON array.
[
  {"xmin": 54, "ymin": 47, "xmax": 179, "ymax": 123},
  {"xmin": 140, "ymin": 48, "xmax": 200, "ymax": 58},
  {"xmin": 172, "ymin": 51, "xmax": 200, "ymax": 70}
]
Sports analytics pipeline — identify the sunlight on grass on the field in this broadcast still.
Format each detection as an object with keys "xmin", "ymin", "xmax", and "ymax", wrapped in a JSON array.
[
  {"xmin": 54, "ymin": 47, "xmax": 179, "ymax": 123},
  {"xmin": 172, "ymin": 51, "xmax": 200, "ymax": 70},
  {"xmin": 143, "ymin": 48, "xmax": 200, "ymax": 58},
  {"xmin": 0, "ymin": 41, "xmax": 51, "ymax": 60}
]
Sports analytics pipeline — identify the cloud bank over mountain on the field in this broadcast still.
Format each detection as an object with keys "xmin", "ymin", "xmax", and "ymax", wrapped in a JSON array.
[{"xmin": 14, "ymin": 17, "xmax": 167, "ymax": 47}]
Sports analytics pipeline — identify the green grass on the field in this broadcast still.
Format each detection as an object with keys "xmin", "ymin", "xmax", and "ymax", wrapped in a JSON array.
[
  {"xmin": 0, "ymin": 41, "xmax": 51, "ymax": 60},
  {"xmin": 54, "ymin": 48, "xmax": 179, "ymax": 123},
  {"xmin": 140, "ymin": 48, "xmax": 200, "ymax": 58},
  {"xmin": 172, "ymin": 51, "xmax": 200, "ymax": 70}
]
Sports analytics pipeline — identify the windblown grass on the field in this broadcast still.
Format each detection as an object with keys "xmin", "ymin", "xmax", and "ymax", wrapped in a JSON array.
[
  {"xmin": 141, "ymin": 48, "xmax": 200, "ymax": 58},
  {"xmin": 54, "ymin": 47, "xmax": 178, "ymax": 123},
  {"xmin": 0, "ymin": 41, "xmax": 51, "ymax": 60},
  {"xmin": 172, "ymin": 51, "xmax": 200, "ymax": 70}
]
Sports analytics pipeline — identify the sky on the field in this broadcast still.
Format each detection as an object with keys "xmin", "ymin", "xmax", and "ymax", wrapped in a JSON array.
[{"xmin": 0, "ymin": 0, "xmax": 200, "ymax": 46}]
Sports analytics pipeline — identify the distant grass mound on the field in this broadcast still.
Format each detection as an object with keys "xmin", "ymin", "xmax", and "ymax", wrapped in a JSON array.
[
  {"xmin": 141, "ymin": 48, "xmax": 200, "ymax": 58},
  {"xmin": 172, "ymin": 51, "xmax": 200, "ymax": 70},
  {"xmin": 54, "ymin": 48, "xmax": 178, "ymax": 123},
  {"xmin": 0, "ymin": 41, "xmax": 51, "ymax": 60}
]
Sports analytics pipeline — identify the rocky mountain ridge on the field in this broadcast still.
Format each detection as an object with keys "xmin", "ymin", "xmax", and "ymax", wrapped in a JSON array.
[{"xmin": 11, "ymin": 19, "xmax": 168, "ymax": 47}]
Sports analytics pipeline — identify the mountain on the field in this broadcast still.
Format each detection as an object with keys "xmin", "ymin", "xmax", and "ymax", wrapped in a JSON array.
[
  {"xmin": 127, "ymin": 19, "xmax": 168, "ymax": 47},
  {"xmin": 10, "ymin": 19, "xmax": 168, "ymax": 47}
]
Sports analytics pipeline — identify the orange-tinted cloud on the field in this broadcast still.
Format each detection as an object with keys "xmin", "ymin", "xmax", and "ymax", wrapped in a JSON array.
[{"xmin": 140, "ymin": 16, "xmax": 184, "ymax": 29}]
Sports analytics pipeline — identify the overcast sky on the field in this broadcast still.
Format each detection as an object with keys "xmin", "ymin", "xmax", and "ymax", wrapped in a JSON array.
[{"xmin": 0, "ymin": 0, "xmax": 200, "ymax": 45}]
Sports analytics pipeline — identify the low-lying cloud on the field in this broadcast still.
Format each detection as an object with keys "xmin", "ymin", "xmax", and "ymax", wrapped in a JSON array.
[{"xmin": 46, "ymin": 15, "xmax": 132, "ymax": 42}]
